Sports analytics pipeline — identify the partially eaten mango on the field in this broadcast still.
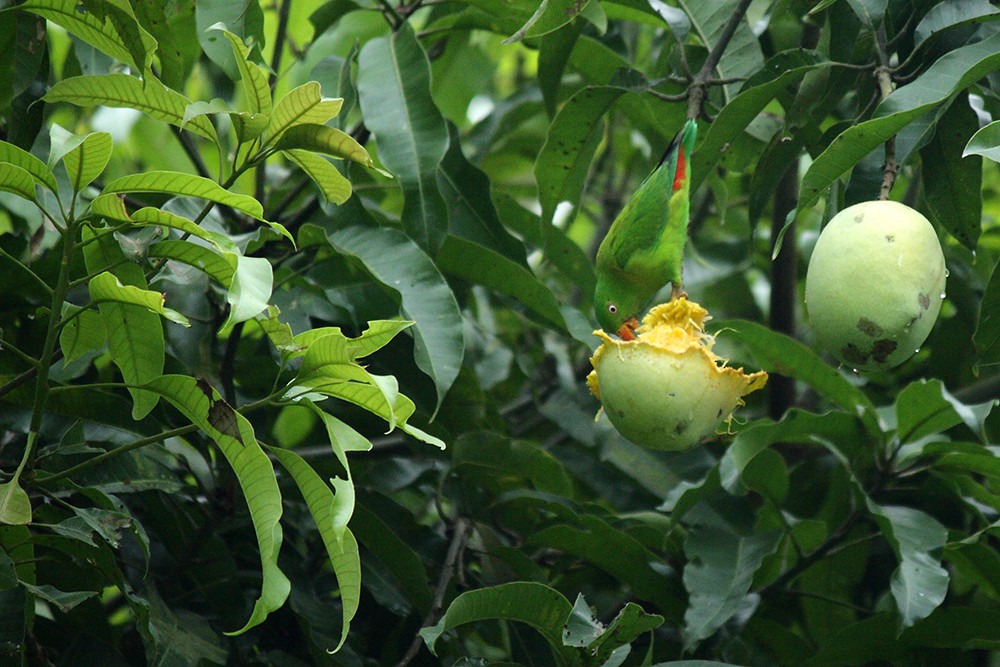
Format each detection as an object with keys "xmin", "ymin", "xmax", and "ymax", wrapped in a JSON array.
[{"xmin": 587, "ymin": 299, "xmax": 767, "ymax": 451}]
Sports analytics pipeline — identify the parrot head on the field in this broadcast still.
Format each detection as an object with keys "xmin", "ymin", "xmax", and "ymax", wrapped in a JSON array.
[{"xmin": 595, "ymin": 274, "xmax": 643, "ymax": 340}]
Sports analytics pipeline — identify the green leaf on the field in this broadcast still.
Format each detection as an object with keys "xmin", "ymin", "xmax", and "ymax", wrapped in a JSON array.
[
  {"xmin": 103, "ymin": 171, "xmax": 264, "ymax": 219},
  {"xmin": 538, "ymin": 20, "xmax": 582, "ymax": 118},
  {"xmin": 535, "ymin": 83, "xmax": 628, "ymax": 227},
  {"xmin": 866, "ymin": 501, "xmax": 949, "ymax": 629},
  {"xmin": 89, "ymin": 272, "xmax": 190, "ymax": 327},
  {"xmin": 0, "ymin": 140, "xmax": 58, "ymax": 191},
  {"xmin": 282, "ymin": 149, "xmax": 353, "ymax": 204},
  {"xmin": 20, "ymin": 0, "xmax": 155, "ymax": 76},
  {"xmin": 357, "ymin": 23, "xmax": 449, "ymax": 251},
  {"xmin": 692, "ymin": 50, "xmax": 830, "ymax": 194},
  {"xmin": 221, "ymin": 255, "xmax": 272, "ymax": 332},
  {"xmin": 921, "ymin": 96, "xmax": 981, "ymax": 250},
  {"xmin": 143, "ymin": 374, "xmax": 290, "ymax": 634},
  {"xmin": 195, "ymin": 0, "xmax": 265, "ymax": 82},
  {"xmin": 266, "ymin": 81, "xmax": 344, "ymax": 144},
  {"xmin": 63, "ymin": 131, "xmax": 113, "ymax": 193},
  {"xmin": 82, "ymin": 227, "xmax": 164, "ymax": 419},
  {"xmin": 59, "ymin": 306, "xmax": 106, "ymax": 363},
  {"xmin": 720, "ymin": 410, "xmax": 870, "ymax": 494},
  {"xmin": 793, "ymin": 31, "xmax": 1000, "ymax": 225},
  {"xmin": 975, "ymin": 259, "xmax": 1000, "ymax": 364},
  {"xmin": 43, "ymin": 74, "xmax": 218, "ymax": 143},
  {"xmin": 321, "ymin": 224, "xmax": 464, "ymax": 416},
  {"xmin": 914, "ymin": 0, "xmax": 999, "ymax": 49},
  {"xmin": 711, "ymin": 319, "xmax": 878, "ymax": 432},
  {"xmin": 586, "ymin": 602, "xmax": 664, "ymax": 663},
  {"xmin": 22, "ymin": 583, "xmax": 97, "ymax": 613},
  {"xmin": 436, "ymin": 235, "xmax": 567, "ymax": 331},
  {"xmin": 676, "ymin": 0, "xmax": 764, "ymax": 100},
  {"xmin": 275, "ymin": 123, "xmax": 374, "ymax": 168},
  {"xmin": 89, "ymin": 192, "xmax": 130, "ymax": 222},
  {"xmin": 0, "ymin": 162, "xmax": 37, "ymax": 202},
  {"xmin": 130, "ymin": 207, "xmax": 237, "ymax": 252},
  {"xmin": 895, "ymin": 379, "xmax": 990, "ymax": 444},
  {"xmin": 437, "ymin": 121, "xmax": 527, "ymax": 264},
  {"xmin": 844, "ymin": 0, "xmax": 887, "ymax": 27},
  {"xmin": 146, "ymin": 239, "xmax": 237, "ymax": 286},
  {"xmin": 230, "ymin": 111, "xmax": 270, "ymax": 144},
  {"xmin": 503, "ymin": 0, "xmax": 592, "ymax": 43},
  {"xmin": 210, "ymin": 23, "xmax": 272, "ymax": 116},
  {"xmin": 267, "ymin": 446, "xmax": 360, "ymax": 653},
  {"xmin": 0, "ymin": 481, "xmax": 31, "ymax": 525},
  {"xmin": 419, "ymin": 582, "xmax": 576, "ymax": 665},
  {"xmin": 682, "ymin": 525, "xmax": 782, "ymax": 650}
]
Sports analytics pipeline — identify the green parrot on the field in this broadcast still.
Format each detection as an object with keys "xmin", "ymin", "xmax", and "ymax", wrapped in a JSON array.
[{"xmin": 594, "ymin": 119, "xmax": 698, "ymax": 339}]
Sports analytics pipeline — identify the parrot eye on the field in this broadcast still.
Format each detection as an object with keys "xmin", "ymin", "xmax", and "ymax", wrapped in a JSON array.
[{"xmin": 607, "ymin": 303, "xmax": 618, "ymax": 315}]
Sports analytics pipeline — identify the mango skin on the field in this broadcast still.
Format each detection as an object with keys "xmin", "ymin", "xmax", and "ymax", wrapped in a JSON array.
[
  {"xmin": 805, "ymin": 200, "xmax": 946, "ymax": 371},
  {"xmin": 588, "ymin": 299, "xmax": 766, "ymax": 451}
]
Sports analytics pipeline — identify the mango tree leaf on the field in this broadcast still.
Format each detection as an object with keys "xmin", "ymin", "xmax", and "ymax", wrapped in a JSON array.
[
  {"xmin": 59, "ymin": 306, "xmax": 106, "ymax": 363},
  {"xmin": 720, "ymin": 410, "xmax": 871, "ymax": 494},
  {"xmin": 43, "ymin": 74, "xmax": 218, "ymax": 143},
  {"xmin": 975, "ymin": 259, "xmax": 1000, "ymax": 364},
  {"xmin": 0, "ymin": 481, "xmax": 31, "ymax": 525},
  {"xmin": 692, "ymin": 50, "xmax": 830, "ymax": 194},
  {"xmin": 535, "ymin": 83, "xmax": 633, "ymax": 227},
  {"xmin": 103, "ymin": 171, "xmax": 262, "ymax": 218},
  {"xmin": 282, "ymin": 149, "xmax": 353, "ymax": 204},
  {"xmin": 964, "ymin": 119, "xmax": 1000, "ymax": 166},
  {"xmin": 436, "ymin": 235, "xmax": 567, "ymax": 331},
  {"xmin": 222, "ymin": 255, "xmax": 273, "ymax": 332},
  {"xmin": 82, "ymin": 227, "xmax": 164, "ymax": 419},
  {"xmin": 210, "ymin": 24, "xmax": 272, "ymax": 116},
  {"xmin": 143, "ymin": 374, "xmax": 290, "ymax": 634},
  {"xmin": 357, "ymin": 23, "xmax": 449, "ymax": 252},
  {"xmin": 275, "ymin": 124, "xmax": 374, "ymax": 168},
  {"xmin": 711, "ymin": 319, "xmax": 878, "ymax": 432},
  {"xmin": 146, "ymin": 239, "xmax": 237, "ymax": 286},
  {"xmin": 89, "ymin": 272, "xmax": 191, "ymax": 327},
  {"xmin": 195, "ymin": 0, "xmax": 265, "ymax": 82},
  {"xmin": 792, "ymin": 31, "xmax": 1000, "ymax": 226},
  {"xmin": 320, "ymin": 224, "xmax": 464, "ymax": 415},
  {"xmin": 844, "ymin": 0, "xmax": 887, "ymax": 27},
  {"xmin": 131, "ymin": 0, "xmax": 199, "ymax": 90},
  {"xmin": 503, "ymin": 0, "xmax": 592, "ymax": 44},
  {"xmin": 538, "ymin": 20, "xmax": 582, "ymax": 118},
  {"xmin": 63, "ymin": 131, "xmax": 113, "ymax": 193},
  {"xmin": 267, "ymin": 446, "xmax": 360, "ymax": 653},
  {"xmin": 895, "ymin": 379, "xmax": 974, "ymax": 444},
  {"xmin": 682, "ymin": 525, "xmax": 782, "ymax": 650},
  {"xmin": 586, "ymin": 602, "xmax": 664, "ymax": 663},
  {"xmin": 419, "ymin": 582, "xmax": 576, "ymax": 665},
  {"xmin": 0, "ymin": 163, "xmax": 37, "ymax": 202},
  {"xmin": 130, "ymin": 207, "xmax": 237, "ymax": 252},
  {"xmin": 22, "ymin": 583, "xmax": 97, "ymax": 613},
  {"xmin": 438, "ymin": 121, "xmax": 527, "ymax": 264},
  {"xmin": 0, "ymin": 140, "xmax": 58, "ymax": 191},
  {"xmin": 675, "ymin": 0, "xmax": 764, "ymax": 99},
  {"xmin": 921, "ymin": 96, "xmax": 981, "ymax": 250},
  {"xmin": 266, "ymin": 81, "xmax": 344, "ymax": 144},
  {"xmin": 866, "ymin": 501, "xmax": 949, "ymax": 629},
  {"xmin": 914, "ymin": 0, "xmax": 1000, "ymax": 49},
  {"xmin": 19, "ymin": 0, "xmax": 155, "ymax": 76}
]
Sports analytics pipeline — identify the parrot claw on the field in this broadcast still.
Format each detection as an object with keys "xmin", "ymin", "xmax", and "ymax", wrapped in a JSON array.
[
  {"xmin": 671, "ymin": 285, "xmax": 688, "ymax": 300},
  {"xmin": 616, "ymin": 317, "xmax": 640, "ymax": 340}
]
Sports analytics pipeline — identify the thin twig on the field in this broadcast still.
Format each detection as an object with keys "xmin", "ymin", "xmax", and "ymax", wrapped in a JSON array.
[
  {"xmin": 874, "ymin": 28, "xmax": 897, "ymax": 200},
  {"xmin": 395, "ymin": 518, "xmax": 474, "ymax": 667}
]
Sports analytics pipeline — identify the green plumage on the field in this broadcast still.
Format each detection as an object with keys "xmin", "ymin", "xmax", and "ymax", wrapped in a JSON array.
[{"xmin": 594, "ymin": 119, "xmax": 698, "ymax": 336}]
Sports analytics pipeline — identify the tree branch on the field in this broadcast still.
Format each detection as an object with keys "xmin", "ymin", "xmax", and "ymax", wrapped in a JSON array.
[
  {"xmin": 874, "ymin": 28, "xmax": 898, "ymax": 200},
  {"xmin": 395, "ymin": 517, "xmax": 474, "ymax": 667},
  {"xmin": 686, "ymin": 0, "xmax": 753, "ymax": 120}
]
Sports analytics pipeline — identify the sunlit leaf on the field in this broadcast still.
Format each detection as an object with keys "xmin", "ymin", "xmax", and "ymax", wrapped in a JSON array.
[
  {"xmin": 0, "ymin": 139, "xmax": 57, "ymax": 191},
  {"xmin": 63, "ymin": 131, "xmax": 113, "ymax": 192},
  {"xmin": 0, "ymin": 481, "xmax": 31, "ymax": 525},
  {"xmin": 503, "ymin": 0, "xmax": 592, "ymax": 44},
  {"xmin": 89, "ymin": 272, "xmax": 190, "ymax": 327},
  {"xmin": 210, "ymin": 23, "xmax": 272, "ymax": 116},
  {"xmin": 147, "ymin": 239, "xmax": 237, "ymax": 286},
  {"xmin": 0, "ymin": 162, "xmax": 37, "ymax": 202},
  {"xmin": 43, "ymin": 74, "xmax": 218, "ymax": 142},
  {"xmin": 275, "ymin": 124, "xmax": 373, "ymax": 167},
  {"xmin": 222, "ymin": 255, "xmax": 273, "ymax": 332},
  {"xmin": 266, "ymin": 81, "xmax": 344, "ymax": 143}
]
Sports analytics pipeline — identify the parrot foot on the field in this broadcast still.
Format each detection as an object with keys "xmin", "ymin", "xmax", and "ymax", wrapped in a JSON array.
[{"xmin": 671, "ymin": 285, "xmax": 688, "ymax": 300}]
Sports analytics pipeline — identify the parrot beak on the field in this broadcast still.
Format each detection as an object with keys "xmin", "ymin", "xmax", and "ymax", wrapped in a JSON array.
[{"xmin": 616, "ymin": 318, "xmax": 640, "ymax": 340}]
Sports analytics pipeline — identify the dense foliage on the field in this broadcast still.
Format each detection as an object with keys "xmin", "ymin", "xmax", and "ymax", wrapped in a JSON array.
[{"xmin": 2, "ymin": 0, "xmax": 1000, "ymax": 664}]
